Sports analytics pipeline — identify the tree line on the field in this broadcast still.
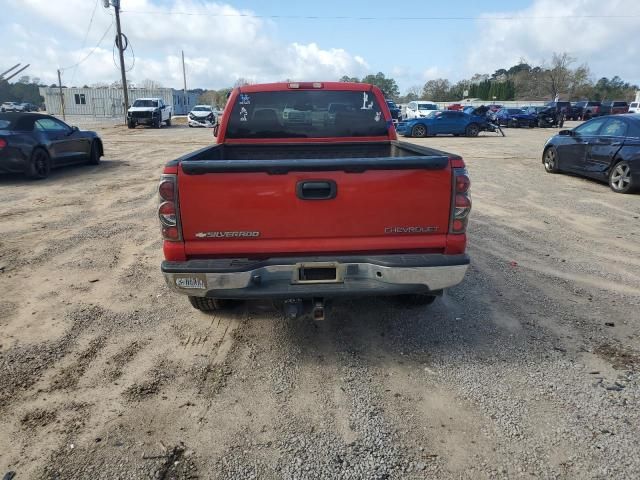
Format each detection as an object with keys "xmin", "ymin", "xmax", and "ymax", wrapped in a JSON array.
[
  {"xmin": 340, "ymin": 53, "xmax": 638, "ymax": 103},
  {"xmin": 0, "ymin": 76, "xmax": 45, "ymax": 105}
]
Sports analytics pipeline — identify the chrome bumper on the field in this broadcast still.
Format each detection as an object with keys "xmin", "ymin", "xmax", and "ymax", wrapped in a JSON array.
[{"xmin": 161, "ymin": 254, "xmax": 469, "ymax": 299}]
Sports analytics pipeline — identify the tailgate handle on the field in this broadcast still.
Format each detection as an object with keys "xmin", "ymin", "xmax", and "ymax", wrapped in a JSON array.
[{"xmin": 296, "ymin": 180, "xmax": 337, "ymax": 200}]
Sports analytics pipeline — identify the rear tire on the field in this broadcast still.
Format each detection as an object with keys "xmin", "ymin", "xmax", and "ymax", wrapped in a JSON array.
[
  {"xmin": 127, "ymin": 121, "xmax": 135, "ymax": 129},
  {"xmin": 166, "ymin": 117, "xmax": 172, "ymax": 127},
  {"xmin": 608, "ymin": 160, "xmax": 636, "ymax": 194},
  {"xmin": 188, "ymin": 296, "xmax": 230, "ymax": 312},
  {"xmin": 27, "ymin": 148, "xmax": 51, "ymax": 179},
  {"xmin": 411, "ymin": 124, "xmax": 427, "ymax": 138},
  {"xmin": 465, "ymin": 123, "xmax": 480, "ymax": 137}
]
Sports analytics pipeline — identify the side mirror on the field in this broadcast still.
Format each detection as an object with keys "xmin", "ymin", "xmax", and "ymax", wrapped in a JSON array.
[
  {"xmin": 559, "ymin": 129, "xmax": 574, "ymax": 136},
  {"xmin": 68, "ymin": 126, "xmax": 79, "ymax": 135}
]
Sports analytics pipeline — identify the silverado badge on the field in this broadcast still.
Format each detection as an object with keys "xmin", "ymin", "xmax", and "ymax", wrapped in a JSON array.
[{"xmin": 195, "ymin": 231, "xmax": 260, "ymax": 238}]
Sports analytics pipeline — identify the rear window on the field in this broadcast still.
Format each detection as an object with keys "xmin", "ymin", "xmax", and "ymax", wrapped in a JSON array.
[
  {"xmin": 225, "ymin": 90, "xmax": 388, "ymax": 139},
  {"xmin": 613, "ymin": 102, "xmax": 628, "ymax": 107},
  {"xmin": 133, "ymin": 99, "xmax": 158, "ymax": 108},
  {"xmin": 630, "ymin": 103, "xmax": 638, "ymax": 108},
  {"xmin": 0, "ymin": 114, "xmax": 18, "ymax": 130},
  {"xmin": 417, "ymin": 103, "xmax": 437, "ymax": 110}
]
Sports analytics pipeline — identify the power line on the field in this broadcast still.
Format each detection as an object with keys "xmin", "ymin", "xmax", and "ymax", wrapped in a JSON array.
[
  {"xmin": 60, "ymin": 21, "xmax": 113, "ymax": 71},
  {"xmin": 119, "ymin": 10, "xmax": 640, "ymax": 21},
  {"xmin": 70, "ymin": 0, "xmax": 100, "ymax": 84}
]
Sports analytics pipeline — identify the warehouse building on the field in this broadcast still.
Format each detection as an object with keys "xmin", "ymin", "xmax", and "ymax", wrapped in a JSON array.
[{"xmin": 38, "ymin": 86, "xmax": 199, "ymax": 116}]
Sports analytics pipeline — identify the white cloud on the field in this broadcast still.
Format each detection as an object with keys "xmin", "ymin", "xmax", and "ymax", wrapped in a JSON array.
[
  {"xmin": 467, "ymin": 0, "xmax": 640, "ymax": 83},
  {"xmin": 3, "ymin": 0, "xmax": 370, "ymax": 88}
]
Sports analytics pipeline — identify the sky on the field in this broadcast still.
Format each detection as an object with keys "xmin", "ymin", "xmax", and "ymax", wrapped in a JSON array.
[{"xmin": 2, "ymin": 0, "xmax": 639, "ymax": 93}]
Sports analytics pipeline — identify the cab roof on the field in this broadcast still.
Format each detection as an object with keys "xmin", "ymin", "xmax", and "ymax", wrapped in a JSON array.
[{"xmin": 236, "ymin": 82, "xmax": 378, "ymax": 93}]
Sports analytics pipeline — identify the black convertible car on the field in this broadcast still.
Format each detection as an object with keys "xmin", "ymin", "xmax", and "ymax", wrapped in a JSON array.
[
  {"xmin": 542, "ymin": 114, "xmax": 640, "ymax": 194},
  {"xmin": 0, "ymin": 113, "xmax": 103, "ymax": 179}
]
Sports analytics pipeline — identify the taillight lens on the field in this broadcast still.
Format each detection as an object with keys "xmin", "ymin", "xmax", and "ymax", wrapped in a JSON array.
[
  {"xmin": 451, "ymin": 169, "xmax": 471, "ymax": 234},
  {"xmin": 158, "ymin": 201, "xmax": 176, "ymax": 226},
  {"xmin": 158, "ymin": 175, "xmax": 181, "ymax": 241},
  {"xmin": 0, "ymin": 138, "xmax": 6, "ymax": 149},
  {"xmin": 158, "ymin": 179, "xmax": 175, "ymax": 201},
  {"xmin": 455, "ymin": 174, "xmax": 470, "ymax": 194}
]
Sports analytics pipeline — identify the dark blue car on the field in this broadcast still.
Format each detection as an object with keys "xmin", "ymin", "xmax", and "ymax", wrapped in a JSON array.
[
  {"xmin": 495, "ymin": 108, "xmax": 537, "ymax": 128},
  {"xmin": 386, "ymin": 100, "xmax": 401, "ymax": 120},
  {"xmin": 542, "ymin": 114, "xmax": 640, "ymax": 194},
  {"xmin": 396, "ymin": 111, "xmax": 487, "ymax": 137}
]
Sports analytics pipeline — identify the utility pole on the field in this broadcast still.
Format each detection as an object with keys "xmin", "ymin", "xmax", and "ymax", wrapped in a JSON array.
[
  {"xmin": 57, "ymin": 69, "xmax": 66, "ymax": 121},
  {"xmin": 112, "ymin": 0, "xmax": 129, "ymax": 122},
  {"xmin": 182, "ymin": 50, "xmax": 187, "ymax": 108},
  {"xmin": 181, "ymin": 51, "xmax": 187, "ymax": 92}
]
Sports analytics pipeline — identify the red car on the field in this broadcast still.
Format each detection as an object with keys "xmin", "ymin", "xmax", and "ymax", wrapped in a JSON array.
[
  {"xmin": 447, "ymin": 103, "xmax": 464, "ymax": 111},
  {"xmin": 158, "ymin": 82, "xmax": 471, "ymax": 317},
  {"xmin": 600, "ymin": 101, "xmax": 629, "ymax": 116}
]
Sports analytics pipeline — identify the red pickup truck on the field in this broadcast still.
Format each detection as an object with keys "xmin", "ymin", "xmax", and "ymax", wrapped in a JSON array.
[{"xmin": 158, "ymin": 82, "xmax": 471, "ymax": 317}]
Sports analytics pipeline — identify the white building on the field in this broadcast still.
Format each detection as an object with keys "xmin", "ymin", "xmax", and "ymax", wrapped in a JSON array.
[{"xmin": 39, "ymin": 86, "xmax": 198, "ymax": 116}]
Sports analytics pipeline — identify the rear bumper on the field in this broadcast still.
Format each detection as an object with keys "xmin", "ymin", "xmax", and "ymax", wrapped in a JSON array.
[
  {"xmin": 161, "ymin": 253, "xmax": 470, "ymax": 299},
  {"xmin": 0, "ymin": 149, "xmax": 28, "ymax": 174}
]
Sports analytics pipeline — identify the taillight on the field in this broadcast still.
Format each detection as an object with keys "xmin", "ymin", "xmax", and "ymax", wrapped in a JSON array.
[
  {"xmin": 0, "ymin": 138, "xmax": 6, "ymax": 149},
  {"xmin": 451, "ymin": 168, "xmax": 471, "ymax": 234},
  {"xmin": 158, "ymin": 175, "xmax": 181, "ymax": 241}
]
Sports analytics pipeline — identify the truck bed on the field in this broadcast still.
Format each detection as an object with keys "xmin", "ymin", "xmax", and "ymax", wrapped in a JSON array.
[{"xmin": 171, "ymin": 141, "xmax": 453, "ymax": 174}]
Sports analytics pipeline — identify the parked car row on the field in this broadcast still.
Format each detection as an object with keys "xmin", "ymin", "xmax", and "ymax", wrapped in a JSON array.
[{"xmin": 1, "ymin": 101, "xmax": 40, "ymax": 112}]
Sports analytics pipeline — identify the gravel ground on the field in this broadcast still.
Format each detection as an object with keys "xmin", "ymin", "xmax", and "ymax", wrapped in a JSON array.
[{"xmin": 0, "ymin": 122, "xmax": 638, "ymax": 479}]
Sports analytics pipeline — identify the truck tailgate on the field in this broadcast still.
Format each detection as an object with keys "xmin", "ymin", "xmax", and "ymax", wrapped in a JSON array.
[{"xmin": 177, "ymin": 157, "xmax": 452, "ymax": 257}]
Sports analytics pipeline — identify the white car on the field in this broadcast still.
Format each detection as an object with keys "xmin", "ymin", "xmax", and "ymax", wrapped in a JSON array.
[
  {"xmin": 188, "ymin": 105, "xmax": 217, "ymax": 127},
  {"xmin": 404, "ymin": 101, "xmax": 438, "ymax": 120},
  {"xmin": 629, "ymin": 102, "xmax": 640, "ymax": 114},
  {"xmin": 1, "ymin": 102, "xmax": 25, "ymax": 112}
]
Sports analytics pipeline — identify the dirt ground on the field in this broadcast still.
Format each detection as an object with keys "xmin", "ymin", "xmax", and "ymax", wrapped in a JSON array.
[{"xmin": 0, "ymin": 122, "xmax": 639, "ymax": 479}]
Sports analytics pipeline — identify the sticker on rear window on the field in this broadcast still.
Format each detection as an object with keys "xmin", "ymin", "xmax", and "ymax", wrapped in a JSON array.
[
  {"xmin": 361, "ymin": 92, "xmax": 374, "ymax": 110},
  {"xmin": 239, "ymin": 94, "xmax": 251, "ymax": 105}
]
